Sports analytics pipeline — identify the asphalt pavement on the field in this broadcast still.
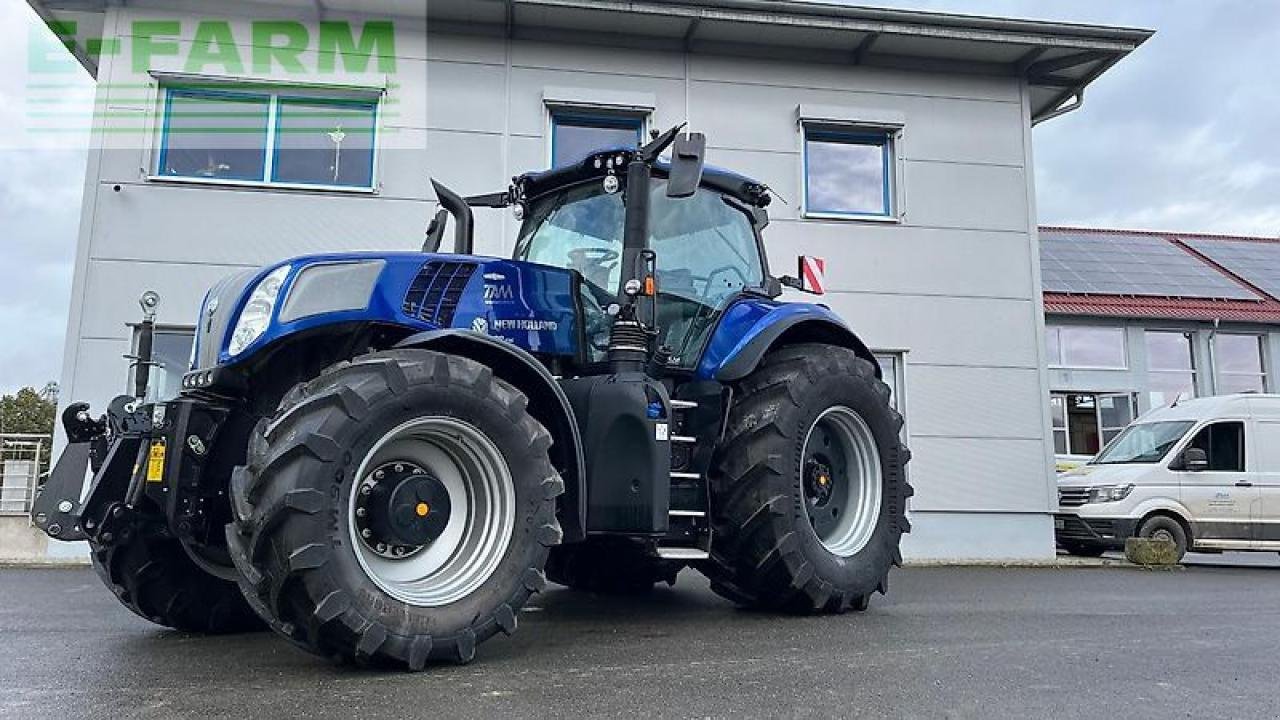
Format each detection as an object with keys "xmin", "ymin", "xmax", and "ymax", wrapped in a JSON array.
[{"xmin": 2, "ymin": 557, "xmax": 1278, "ymax": 719}]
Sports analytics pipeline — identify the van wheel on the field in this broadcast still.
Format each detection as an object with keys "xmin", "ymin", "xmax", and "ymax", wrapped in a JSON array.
[{"xmin": 1137, "ymin": 516, "xmax": 1187, "ymax": 562}]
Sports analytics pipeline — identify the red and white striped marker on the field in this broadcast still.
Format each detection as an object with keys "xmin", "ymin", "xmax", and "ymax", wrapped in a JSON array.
[{"xmin": 799, "ymin": 256, "xmax": 826, "ymax": 295}]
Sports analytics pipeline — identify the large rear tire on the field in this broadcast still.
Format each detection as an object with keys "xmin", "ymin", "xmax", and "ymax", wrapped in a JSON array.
[
  {"xmin": 546, "ymin": 538, "xmax": 682, "ymax": 595},
  {"xmin": 226, "ymin": 349, "xmax": 563, "ymax": 668},
  {"xmin": 701, "ymin": 344, "xmax": 911, "ymax": 613},
  {"xmin": 89, "ymin": 527, "xmax": 262, "ymax": 633}
]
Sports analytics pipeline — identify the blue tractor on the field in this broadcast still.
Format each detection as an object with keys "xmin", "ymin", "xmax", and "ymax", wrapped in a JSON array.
[{"xmin": 33, "ymin": 127, "xmax": 911, "ymax": 668}]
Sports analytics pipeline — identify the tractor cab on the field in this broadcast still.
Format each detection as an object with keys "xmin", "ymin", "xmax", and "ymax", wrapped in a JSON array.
[{"xmin": 511, "ymin": 150, "xmax": 773, "ymax": 369}]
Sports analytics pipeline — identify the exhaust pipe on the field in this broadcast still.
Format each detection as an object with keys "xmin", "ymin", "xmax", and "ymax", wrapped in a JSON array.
[{"xmin": 430, "ymin": 179, "xmax": 474, "ymax": 255}]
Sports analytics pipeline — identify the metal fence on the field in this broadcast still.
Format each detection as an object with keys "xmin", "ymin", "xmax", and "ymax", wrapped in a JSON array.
[{"xmin": 0, "ymin": 434, "xmax": 50, "ymax": 515}]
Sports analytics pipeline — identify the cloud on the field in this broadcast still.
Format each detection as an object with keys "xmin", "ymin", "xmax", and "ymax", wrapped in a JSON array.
[{"xmin": 0, "ymin": 1, "xmax": 92, "ymax": 395}]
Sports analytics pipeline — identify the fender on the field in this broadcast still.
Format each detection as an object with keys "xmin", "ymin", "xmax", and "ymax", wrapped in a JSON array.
[
  {"xmin": 697, "ymin": 296, "xmax": 881, "ymax": 382},
  {"xmin": 394, "ymin": 329, "xmax": 587, "ymax": 542}
]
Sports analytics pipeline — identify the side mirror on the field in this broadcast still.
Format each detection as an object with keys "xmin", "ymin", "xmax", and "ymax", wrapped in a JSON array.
[
  {"xmin": 665, "ymin": 132, "xmax": 706, "ymax": 198},
  {"xmin": 1179, "ymin": 447, "xmax": 1209, "ymax": 472}
]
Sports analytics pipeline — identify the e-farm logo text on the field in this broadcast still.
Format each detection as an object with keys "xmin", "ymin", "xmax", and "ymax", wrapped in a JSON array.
[{"xmin": 32, "ymin": 19, "xmax": 398, "ymax": 76}]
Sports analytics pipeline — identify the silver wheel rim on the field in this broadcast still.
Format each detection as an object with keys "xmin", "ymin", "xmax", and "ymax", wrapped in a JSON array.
[
  {"xmin": 801, "ymin": 406, "xmax": 883, "ymax": 557},
  {"xmin": 348, "ymin": 417, "xmax": 515, "ymax": 607}
]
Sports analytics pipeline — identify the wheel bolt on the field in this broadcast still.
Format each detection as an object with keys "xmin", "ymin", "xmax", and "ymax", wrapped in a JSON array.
[
  {"xmin": 361, "ymin": 528, "xmax": 372, "ymax": 538},
  {"xmin": 393, "ymin": 463, "xmax": 404, "ymax": 473},
  {"xmin": 356, "ymin": 508, "xmax": 367, "ymax": 517}
]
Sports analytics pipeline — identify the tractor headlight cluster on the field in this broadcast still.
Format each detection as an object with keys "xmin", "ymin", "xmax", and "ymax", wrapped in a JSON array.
[
  {"xmin": 182, "ymin": 370, "xmax": 217, "ymax": 389},
  {"xmin": 1086, "ymin": 484, "xmax": 1135, "ymax": 504},
  {"xmin": 228, "ymin": 265, "xmax": 291, "ymax": 357}
]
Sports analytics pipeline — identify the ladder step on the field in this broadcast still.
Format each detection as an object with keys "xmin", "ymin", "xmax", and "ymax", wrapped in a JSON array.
[
  {"xmin": 668, "ymin": 509, "xmax": 706, "ymax": 517},
  {"xmin": 671, "ymin": 435, "xmax": 697, "ymax": 444},
  {"xmin": 670, "ymin": 471, "xmax": 700, "ymax": 480},
  {"xmin": 656, "ymin": 547, "xmax": 710, "ymax": 560},
  {"xmin": 670, "ymin": 399, "xmax": 698, "ymax": 409}
]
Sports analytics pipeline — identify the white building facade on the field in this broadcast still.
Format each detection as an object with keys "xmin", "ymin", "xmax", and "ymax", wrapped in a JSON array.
[{"xmin": 14, "ymin": 0, "xmax": 1149, "ymax": 563}]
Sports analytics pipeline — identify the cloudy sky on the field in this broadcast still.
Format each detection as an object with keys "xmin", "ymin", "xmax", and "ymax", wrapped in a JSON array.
[{"xmin": 0, "ymin": 0, "xmax": 1278, "ymax": 395}]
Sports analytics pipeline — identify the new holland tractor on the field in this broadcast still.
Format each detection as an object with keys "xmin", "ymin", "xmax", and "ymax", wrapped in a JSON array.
[{"xmin": 32, "ymin": 127, "xmax": 911, "ymax": 668}]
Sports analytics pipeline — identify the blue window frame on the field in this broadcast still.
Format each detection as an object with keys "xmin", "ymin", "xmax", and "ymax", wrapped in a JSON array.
[
  {"xmin": 802, "ymin": 127, "xmax": 894, "ymax": 218},
  {"xmin": 156, "ymin": 86, "xmax": 379, "ymax": 190},
  {"xmin": 550, "ymin": 111, "xmax": 644, "ymax": 168}
]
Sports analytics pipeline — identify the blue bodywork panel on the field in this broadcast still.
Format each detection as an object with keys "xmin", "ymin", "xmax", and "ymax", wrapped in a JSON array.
[
  {"xmin": 205, "ymin": 251, "xmax": 580, "ymax": 367},
  {"xmin": 696, "ymin": 296, "xmax": 869, "ymax": 381}
]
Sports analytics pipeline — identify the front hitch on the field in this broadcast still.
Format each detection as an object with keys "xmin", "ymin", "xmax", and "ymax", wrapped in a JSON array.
[{"xmin": 31, "ymin": 398, "xmax": 155, "ymax": 541}]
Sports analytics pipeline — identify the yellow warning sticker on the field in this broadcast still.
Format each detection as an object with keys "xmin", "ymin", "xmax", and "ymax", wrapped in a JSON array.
[{"xmin": 146, "ymin": 442, "xmax": 166, "ymax": 483}]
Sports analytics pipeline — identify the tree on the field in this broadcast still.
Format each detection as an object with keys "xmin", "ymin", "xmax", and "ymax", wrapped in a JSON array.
[
  {"xmin": 0, "ymin": 385, "xmax": 59, "ymax": 472},
  {"xmin": 0, "ymin": 386, "xmax": 57, "ymax": 436}
]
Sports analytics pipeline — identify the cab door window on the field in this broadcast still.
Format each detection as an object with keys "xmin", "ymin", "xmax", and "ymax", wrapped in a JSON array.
[{"xmin": 1185, "ymin": 421, "xmax": 1245, "ymax": 472}]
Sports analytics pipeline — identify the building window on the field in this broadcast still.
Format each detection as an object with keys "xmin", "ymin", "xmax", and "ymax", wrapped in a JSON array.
[
  {"xmin": 803, "ymin": 127, "xmax": 893, "ymax": 218},
  {"xmin": 1051, "ymin": 392, "xmax": 1136, "ymax": 456},
  {"xmin": 129, "ymin": 327, "xmax": 195, "ymax": 403},
  {"xmin": 157, "ymin": 87, "xmax": 378, "ymax": 190},
  {"xmin": 1045, "ymin": 325, "xmax": 1127, "ymax": 369},
  {"xmin": 550, "ymin": 112, "xmax": 644, "ymax": 168},
  {"xmin": 1146, "ymin": 330, "xmax": 1196, "ymax": 407},
  {"xmin": 873, "ymin": 353, "xmax": 904, "ymax": 411},
  {"xmin": 1214, "ymin": 334, "xmax": 1266, "ymax": 395}
]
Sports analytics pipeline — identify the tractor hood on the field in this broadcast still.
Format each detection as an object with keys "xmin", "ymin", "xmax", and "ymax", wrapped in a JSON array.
[{"xmin": 187, "ymin": 252, "xmax": 580, "ymax": 377}]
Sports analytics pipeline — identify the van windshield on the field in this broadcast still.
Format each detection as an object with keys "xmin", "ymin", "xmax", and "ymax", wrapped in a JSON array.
[{"xmin": 1093, "ymin": 421, "xmax": 1195, "ymax": 465}]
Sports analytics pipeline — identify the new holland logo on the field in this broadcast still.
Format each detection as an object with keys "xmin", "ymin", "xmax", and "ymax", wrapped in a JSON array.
[{"xmin": 471, "ymin": 317, "xmax": 489, "ymax": 333}]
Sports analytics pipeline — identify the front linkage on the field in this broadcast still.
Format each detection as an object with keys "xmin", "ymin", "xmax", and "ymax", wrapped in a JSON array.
[{"xmin": 33, "ymin": 293, "xmax": 244, "ymax": 575}]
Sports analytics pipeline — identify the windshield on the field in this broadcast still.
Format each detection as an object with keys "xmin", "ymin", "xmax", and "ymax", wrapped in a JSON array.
[
  {"xmin": 514, "ymin": 179, "xmax": 764, "ymax": 365},
  {"xmin": 1092, "ymin": 421, "xmax": 1195, "ymax": 465}
]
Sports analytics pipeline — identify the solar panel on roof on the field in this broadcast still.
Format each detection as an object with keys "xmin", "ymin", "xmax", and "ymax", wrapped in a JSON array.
[
  {"xmin": 1039, "ymin": 232, "xmax": 1259, "ymax": 300},
  {"xmin": 1184, "ymin": 239, "xmax": 1280, "ymax": 300}
]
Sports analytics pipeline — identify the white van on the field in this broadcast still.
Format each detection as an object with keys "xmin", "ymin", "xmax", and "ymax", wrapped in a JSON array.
[{"xmin": 1055, "ymin": 394, "xmax": 1280, "ymax": 561}]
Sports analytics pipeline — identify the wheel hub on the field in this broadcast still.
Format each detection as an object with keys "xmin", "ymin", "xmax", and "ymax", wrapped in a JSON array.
[
  {"xmin": 354, "ymin": 462, "xmax": 451, "ymax": 559},
  {"xmin": 805, "ymin": 458, "xmax": 835, "ymax": 507}
]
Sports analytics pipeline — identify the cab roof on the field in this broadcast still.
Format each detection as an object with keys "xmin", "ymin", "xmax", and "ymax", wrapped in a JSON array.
[{"xmin": 513, "ymin": 147, "xmax": 771, "ymax": 208}]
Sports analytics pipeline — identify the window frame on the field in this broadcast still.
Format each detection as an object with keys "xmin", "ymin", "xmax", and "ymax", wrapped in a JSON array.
[
  {"xmin": 801, "ymin": 124, "xmax": 897, "ymax": 221},
  {"xmin": 152, "ymin": 85, "xmax": 381, "ymax": 194},
  {"xmin": 1145, "ymin": 329, "xmax": 1198, "ymax": 406},
  {"xmin": 1045, "ymin": 325, "xmax": 1129, "ymax": 370},
  {"xmin": 547, "ymin": 109, "xmax": 647, "ymax": 169},
  {"xmin": 1050, "ymin": 391, "xmax": 1137, "ymax": 456},
  {"xmin": 127, "ymin": 324, "xmax": 196, "ymax": 404},
  {"xmin": 1213, "ymin": 333, "xmax": 1268, "ymax": 395}
]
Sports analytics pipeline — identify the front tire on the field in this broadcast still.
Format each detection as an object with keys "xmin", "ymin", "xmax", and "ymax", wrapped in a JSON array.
[
  {"xmin": 226, "ymin": 349, "xmax": 563, "ymax": 668},
  {"xmin": 1137, "ymin": 515, "xmax": 1188, "ymax": 563},
  {"xmin": 1060, "ymin": 541, "xmax": 1107, "ymax": 558},
  {"xmin": 90, "ymin": 527, "xmax": 262, "ymax": 633},
  {"xmin": 701, "ymin": 344, "xmax": 911, "ymax": 613}
]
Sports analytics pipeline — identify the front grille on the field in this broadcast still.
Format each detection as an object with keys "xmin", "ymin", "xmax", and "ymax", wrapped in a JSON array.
[
  {"xmin": 1056, "ymin": 515, "xmax": 1116, "ymax": 542},
  {"xmin": 403, "ymin": 261, "xmax": 476, "ymax": 326},
  {"xmin": 1058, "ymin": 487, "xmax": 1090, "ymax": 508}
]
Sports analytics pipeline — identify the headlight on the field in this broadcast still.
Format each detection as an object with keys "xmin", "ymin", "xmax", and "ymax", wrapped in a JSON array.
[
  {"xmin": 228, "ymin": 265, "xmax": 291, "ymax": 357},
  {"xmin": 1087, "ymin": 484, "xmax": 1134, "ymax": 504}
]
